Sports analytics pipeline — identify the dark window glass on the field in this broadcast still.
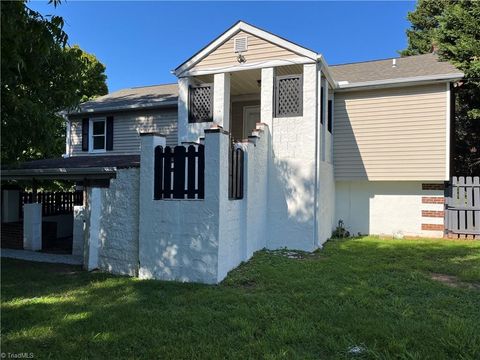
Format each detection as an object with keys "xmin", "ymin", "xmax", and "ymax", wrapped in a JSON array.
[
  {"xmin": 93, "ymin": 121, "xmax": 105, "ymax": 135},
  {"xmin": 93, "ymin": 136, "xmax": 105, "ymax": 150}
]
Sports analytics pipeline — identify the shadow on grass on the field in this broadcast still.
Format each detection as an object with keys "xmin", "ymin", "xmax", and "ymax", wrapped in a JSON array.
[{"xmin": 1, "ymin": 237, "xmax": 479, "ymax": 359}]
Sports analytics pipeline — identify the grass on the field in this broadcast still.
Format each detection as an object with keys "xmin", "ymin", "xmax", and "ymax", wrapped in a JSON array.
[{"xmin": 1, "ymin": 236, "xmax": 479, "ymax": 359}]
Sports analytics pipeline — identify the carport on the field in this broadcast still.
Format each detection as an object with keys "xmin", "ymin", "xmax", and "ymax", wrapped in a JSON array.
[{"xmin": 1, "ymin": 155, "xmax": 139, "ymax": 265}]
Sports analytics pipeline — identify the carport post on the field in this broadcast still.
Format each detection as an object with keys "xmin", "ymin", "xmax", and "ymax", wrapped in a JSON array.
[{"xmin": 23, "ymin": 203, "xmax": 42, "ymax": 251}]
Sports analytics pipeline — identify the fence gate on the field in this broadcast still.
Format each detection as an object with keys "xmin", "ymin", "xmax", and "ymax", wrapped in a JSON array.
[{"xmin": 445, "ymin": 176, "xmax": 480, "ymax": 238}]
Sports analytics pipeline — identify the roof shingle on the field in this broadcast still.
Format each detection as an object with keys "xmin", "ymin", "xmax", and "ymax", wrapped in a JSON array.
[{"xmin": 329, "ymin": 53, "xmax": 462, "ymax": 84}]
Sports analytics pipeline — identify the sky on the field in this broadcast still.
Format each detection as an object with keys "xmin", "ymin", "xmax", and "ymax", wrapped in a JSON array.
[{"xmin": 29, "ymin": 1, "xmax": 417, "ymax": 92}]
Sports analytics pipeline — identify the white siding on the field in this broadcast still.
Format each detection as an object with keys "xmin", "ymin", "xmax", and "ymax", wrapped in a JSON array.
[
  {"xmin": 70, "ymin": 108, "xmax": 177, "ymax": 156},
  {"xmin": 334, "ymin": 83, "xmax": 448, "ymax": 180}
]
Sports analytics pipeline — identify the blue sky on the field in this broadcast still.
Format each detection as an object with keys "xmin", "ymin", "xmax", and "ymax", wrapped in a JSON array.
[{"xmin": 29, "ymin": 1, "xmax": 416, "ymax": 92}]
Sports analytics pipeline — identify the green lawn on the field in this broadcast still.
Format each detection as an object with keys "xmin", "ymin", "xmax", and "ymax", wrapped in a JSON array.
[{"xmin": 1, "ymin": 237, "xmax": 479, "ymax": 359}]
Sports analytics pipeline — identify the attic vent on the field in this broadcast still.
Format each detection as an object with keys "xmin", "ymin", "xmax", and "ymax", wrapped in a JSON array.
[{"xmin": 234, "ymin": 37, "xmax": 248, "ymax": 53}]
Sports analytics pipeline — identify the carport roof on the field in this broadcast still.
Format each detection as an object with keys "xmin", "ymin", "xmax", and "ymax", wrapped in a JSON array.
[{"xmin": 2, "ymin": 155, "xmax": 140, "ymax": 181}]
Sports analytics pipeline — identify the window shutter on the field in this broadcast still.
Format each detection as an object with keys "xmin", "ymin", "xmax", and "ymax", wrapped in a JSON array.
[
  {"xmin": 106, "ymin": 116, "xmax": 114, "ymax": 151},
  {"xmin": 327, "ymin": 100, "xmax": 332, "ymax": 133},
  {"xmin": 82, "ymin": 118, "xmax": 89, "ymax": 151}
]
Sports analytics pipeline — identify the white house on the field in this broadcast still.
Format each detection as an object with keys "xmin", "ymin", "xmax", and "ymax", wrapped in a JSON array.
[{"xmin": 2, "ymin": 21, "xmax": 463, "ymax": 283}]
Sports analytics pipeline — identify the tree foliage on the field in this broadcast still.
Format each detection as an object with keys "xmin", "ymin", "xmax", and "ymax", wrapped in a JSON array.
[
  {"xmin": 402, "ymin": 0, "xmax": 480, "ymax": 175},
  {"xmin": 1, "ymin": 1, "xmax": 107, "ymax": 165}
]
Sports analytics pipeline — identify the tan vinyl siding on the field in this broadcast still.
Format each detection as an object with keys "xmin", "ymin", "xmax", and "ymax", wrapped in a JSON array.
[
  {"xmin": 193, "ymin": 31, "xmax": 302, "ymax": 71},
  {"xmin": 334, "ymin": 83, "xmax": 447, "ymax": 181},
  {"xmin": 70, "ymin": 108, "xmax": 177, "ymax": 156}
]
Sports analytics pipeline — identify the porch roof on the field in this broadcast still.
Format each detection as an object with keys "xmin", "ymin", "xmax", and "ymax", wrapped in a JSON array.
[{"xmin": 2, "ymin": 155, "xmax": 140, "ymax": 180}]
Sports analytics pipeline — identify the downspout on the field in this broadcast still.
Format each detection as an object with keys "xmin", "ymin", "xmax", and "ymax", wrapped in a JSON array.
[{"xmin": 313, "ymin": 59, "xmax": 322, "ymax": 249}]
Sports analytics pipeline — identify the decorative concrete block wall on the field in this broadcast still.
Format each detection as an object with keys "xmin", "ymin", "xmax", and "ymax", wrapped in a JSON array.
[
  {"xmin": 261, "ymin": 64, "xmax": 322, "ymax": 251},
  {"xmin": 97, "ymin": 168, "xmax": 140, "ymax": 276},
  {"xmin": 138, "ymin": 124, "xmax": 270, "ymax": 283}
]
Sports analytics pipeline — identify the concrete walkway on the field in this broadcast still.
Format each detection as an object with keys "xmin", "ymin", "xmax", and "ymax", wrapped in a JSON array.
[{"xmin": 1, "ymin": 249, "xmax": 82, "ymax": 265}]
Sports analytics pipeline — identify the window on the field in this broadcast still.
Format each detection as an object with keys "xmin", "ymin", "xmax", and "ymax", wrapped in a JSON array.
[
  {"xmin": 275, "ymin": 74, "xmax": 303, "ymax": 117},
  {"xmin": 327, "ymin": 100, "xmax": 333, "ymax": 133},
  {"xmin": 189, "ymin": 84, "xmax": 213, "ymax": 123},
  {"xmin": 90, "ymin": 118, "xmax": 106, "ymax": 152}
]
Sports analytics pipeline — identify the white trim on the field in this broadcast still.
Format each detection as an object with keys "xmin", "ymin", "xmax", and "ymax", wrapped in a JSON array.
[
  {"xmin": 174, "ymin": 21, "xmax": 318, "ymax": 77},
  {"xmin": 89, "ymin": 117, "xmax": 107, "ymax": 153},
  {"xmin": 180, "ymin": 57, "xmax": 314, "ymax": 77},
  {"xmin": 445, "ymin": 82, "xmax": 451, "ymax": 180},
  {"xmin": 335, "ymin": 73, "xmax": 464, "ymax": 91},
  {"xmin": 316, "ymin": 55, "xmax": 336, "ymax": 89},
  {"xmin": 65, "ymin": 117, "xmax": 71, "ymax": 158},
  {"xmin": 242, "ymin": 105, "xmax": 260, "ymax": 138}
]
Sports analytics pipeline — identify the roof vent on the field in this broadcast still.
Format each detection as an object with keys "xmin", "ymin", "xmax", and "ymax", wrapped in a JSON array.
[
  {"xmin": 392, "ymin": 58, "xmax": 397, "ymax": 68},
  {"xmin": 234, "ymin": 37, "xmax": 248, "ymax": 53}
]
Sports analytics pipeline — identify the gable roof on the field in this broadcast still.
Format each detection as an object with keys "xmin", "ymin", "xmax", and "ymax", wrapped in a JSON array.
[
  {"xmin": 331, "ymin": 53, "xmax": 463, "ymax": 89},
  {"xmin": 174, "ymin": 20, "xmax": 318, "ymax": 77},
  {"xmin": 69, "ymin": 83, "xmax": 178, "ymax": 116}
]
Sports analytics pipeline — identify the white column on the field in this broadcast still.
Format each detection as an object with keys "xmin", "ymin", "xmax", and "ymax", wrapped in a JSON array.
[
  {"xmin": 72, "ymin": 205, "xmax": 85, "ymax": 257},
  {"xmin": 86, "ymin": 188, "xmax": 102, "ymax": 271},
  {"xmin": 2, "ymin": 189, "xmax": 20, "ymax": 223},
  {"xmin": 23, "ymin": 203, "xmax": 42, "ymax": 251},
  {"xmin": 139, "ymin": 133, "xmax": 167, "ymax": 201},
  {"xmin": 138, "ymin": 133, "xmax": 167, "ymax": 279},
  {"xmin": 213, "ymin": 73, "xmax": 231, "ymax": 132},
  {"xmin": 177, "ymin": 77, "xmax": 191, "ymax": 144},
  {"xmin": 261, "ymin": 67, "xmax": 274, "ymax": 127}
]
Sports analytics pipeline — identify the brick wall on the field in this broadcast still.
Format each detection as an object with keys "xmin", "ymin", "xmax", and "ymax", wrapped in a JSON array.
[
  {"xmin": 421, "ymin": 183, "xmax": 445, "ymax": 235},
  {"xmin": 1, "ymin": 222, "xmax": 23, "ymax": 249}
]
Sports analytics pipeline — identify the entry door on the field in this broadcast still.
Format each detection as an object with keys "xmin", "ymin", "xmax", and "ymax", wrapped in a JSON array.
[{"xmin": 243, "ymin": 106, "xmax": 260, "ymax": 138}]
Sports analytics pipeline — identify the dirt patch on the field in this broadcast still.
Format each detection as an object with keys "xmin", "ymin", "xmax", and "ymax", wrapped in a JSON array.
[{"xmin": 430, "ymin": 273, "xmax": 480, "ymax": 291}]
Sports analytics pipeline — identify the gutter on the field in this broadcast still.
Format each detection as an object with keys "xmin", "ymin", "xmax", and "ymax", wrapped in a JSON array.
[
  {"xmin": 68, "ymin": 100, "xmax": 178, "ymax": 116},
  {"xmin": 2, "ymin": 167, "xmax": 118, "ymax": 180},
  {"xmin": 335, "ymin": 72, "xmax": 464, "ymax": 91}
]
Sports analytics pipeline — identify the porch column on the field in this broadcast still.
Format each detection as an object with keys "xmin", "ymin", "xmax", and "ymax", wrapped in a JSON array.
[
  {"xmin": 23, "ymin": 203, "xmax": 42, "ymax": 251},
  {"xmin": 213, "ymin": 73, "xmax": 231, "ymax": 132},
  {"xmin": 177, "ymin": 77, "xmax": 192, "ymax": 144},
  {"xmin": 85, "ymin": 187, "xmax": 102, "ymax": 271},
  {"xmin": 261, "ymin": 67, "xmax": 274, "ymax": 127}
]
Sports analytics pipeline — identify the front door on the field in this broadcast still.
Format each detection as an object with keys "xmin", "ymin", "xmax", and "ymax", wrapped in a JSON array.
[{"xmin": 243, "ymin": 105, "xmax": 260, "ymax": 138}]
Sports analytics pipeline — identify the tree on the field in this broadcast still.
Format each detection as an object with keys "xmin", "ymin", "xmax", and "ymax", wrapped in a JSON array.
[
  {"xmin": 401, "ymin": 0, "xmax": 480, "ymax": 175},
  {"xmin": 1, "ymin": 1, "xmax": 108, "ymax": 165}
]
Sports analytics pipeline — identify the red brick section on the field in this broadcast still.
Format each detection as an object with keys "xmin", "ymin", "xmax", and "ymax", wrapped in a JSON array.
[
  {"xmin": 422, "ymin": 210, "xmax": 445, "ymax": 218},
  {"xmin": 422, "ymin": 224, "xmax": 444, "ymax": 231},
  {"xmin": 422, "ymin": 196, "xmax": 445, "ymax": 204},
  {"xmin": 422, "ymin": 183, "xmax": 445, "ymax": 190}
]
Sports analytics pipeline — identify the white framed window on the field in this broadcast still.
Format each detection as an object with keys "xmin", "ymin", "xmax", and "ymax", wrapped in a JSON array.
[{"xmin": 89, "ymin": 118, "xmax": 106, "ymax": 152}]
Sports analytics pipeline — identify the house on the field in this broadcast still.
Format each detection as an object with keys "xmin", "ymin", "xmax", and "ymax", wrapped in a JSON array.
[{"xmin": 2, "ymin": 21, "xmax": 463, "ymax": 283}]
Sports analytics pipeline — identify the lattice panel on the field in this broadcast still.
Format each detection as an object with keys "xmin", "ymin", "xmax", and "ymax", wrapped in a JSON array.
[
  {"xmin": 275, "ymin": 75, "xmax": 302, "ymax": 117},
  {"xmin": 189, "ymin": 85, "xmax": 213, "ymax": 123}
]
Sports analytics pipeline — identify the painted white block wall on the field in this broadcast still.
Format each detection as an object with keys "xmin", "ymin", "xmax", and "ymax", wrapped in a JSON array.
[
  {"xmin": 263, "ymin": 64, "xmax": 319, "ymax": 251},
  {"xmin": 97, "ymin": 168, "xmax": 140, "ymax": 276},
  {"xmin": 335, "ymin": 181, "xmax": 444, "ymax": 238},
  {"xmin": 138, "ymin": 132, "xmax": 220, "ymax": 283},
  {"xmin": 138, "ymin": 125, "xmax": 270, "ymax": 283},
  {"xmin": 23, "ymin": 203, "xmax": 42, "ymax": 251}
]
